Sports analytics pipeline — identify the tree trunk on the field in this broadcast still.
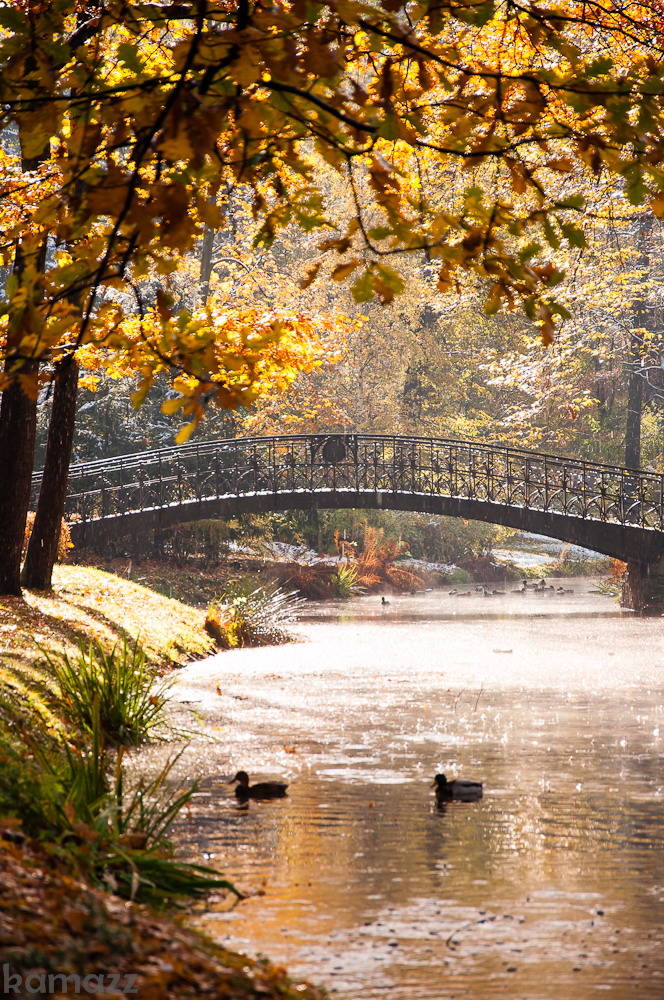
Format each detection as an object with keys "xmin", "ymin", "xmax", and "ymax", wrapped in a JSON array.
[
  {"xmin": 624, "ymin": 359, "xmax": 644, "ymax": 468},
  {"xmin": 0, "ymin": 165, "xmax": 48, "ymax": 595},
  {"xmin": 21, "ymin": 357, "xmax": 79, "ymax": 589},
  {"xmin": 199, "ymin": 223, "xmax": 216, "ymax": 304},
  {"xmin": 0, "ymin": 360, "xmax": 40, "ymax": 595},
  {"xmin": 624, "ymin": 214, "xmax": 653, "ymax": 469}
]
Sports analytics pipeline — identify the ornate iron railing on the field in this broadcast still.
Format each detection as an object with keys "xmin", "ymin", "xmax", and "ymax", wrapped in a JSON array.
[{"xmin": 31, "ymin": 433, "xmax": 664, "ymax": 532}]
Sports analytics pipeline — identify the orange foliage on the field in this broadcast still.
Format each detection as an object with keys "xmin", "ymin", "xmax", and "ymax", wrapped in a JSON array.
[
  {"xmin": 357, "ymin": 527, "xmax": 422, "ymax": 593},
  {"xmin": 22, "ymin": 513, "xmax": 72, "ymax": 564},
  {"xmin": 3, "ymin": 0, "xmax": 664, "ymax": 407},
  {"xmin": 609, "ymin": 558, "xmax": 628, "ymax": 581}
]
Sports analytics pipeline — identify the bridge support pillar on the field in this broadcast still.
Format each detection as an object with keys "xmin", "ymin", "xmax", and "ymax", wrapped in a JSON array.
[{"xmin": 621, "ymin": 558, "xmax": 664, "ymax": 615}]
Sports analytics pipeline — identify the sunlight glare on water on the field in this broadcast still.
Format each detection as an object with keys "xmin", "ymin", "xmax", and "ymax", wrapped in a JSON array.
[{"xmin": 166, "ymin": 582, "xmax": 664, "ymax": 999}]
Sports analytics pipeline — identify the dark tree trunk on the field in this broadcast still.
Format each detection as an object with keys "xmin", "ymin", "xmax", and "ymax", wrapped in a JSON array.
[
  {"xmin": 0, "ymin": 359, "xmax": 40, "ymax": 595},
  {"xmin": 22, "ymin": 357, "xmax": 79, "ymax": 589},
  {"xmin": 199, "ymin": 223, "xmax": 215, "ymax": 304},
  {"xmin": 0, "ymin": 162, "xmax": 48, "ymax": 595}
]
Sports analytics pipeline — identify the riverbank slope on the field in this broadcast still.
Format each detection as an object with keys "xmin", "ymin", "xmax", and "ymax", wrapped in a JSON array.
[{"xmin": 0, "ymin": 565, "xmax": 329, "ymax": 1000}]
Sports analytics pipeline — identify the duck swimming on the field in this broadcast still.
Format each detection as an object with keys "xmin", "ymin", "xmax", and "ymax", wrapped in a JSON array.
[
  {"xmin": 432, "ymin": 773, "xmax": 483, "ymax": 802},
  {"xmin": 230, "ymin": 771, "xmax": 289, "ymax": 800}
]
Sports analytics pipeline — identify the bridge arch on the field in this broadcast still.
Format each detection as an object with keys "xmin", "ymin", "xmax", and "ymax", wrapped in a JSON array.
[{"xmin": 47, "ymin": 433, "xmax": 664, "ymax": 565}]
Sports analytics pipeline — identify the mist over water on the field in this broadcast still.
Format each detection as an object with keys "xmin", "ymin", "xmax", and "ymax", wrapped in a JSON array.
[{"xmin": 167, "ymin": 583, "xmax": 664, "ymax": 999}]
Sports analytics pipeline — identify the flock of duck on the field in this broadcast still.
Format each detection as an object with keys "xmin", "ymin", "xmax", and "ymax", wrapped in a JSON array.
[
  {"xmin": 441, "ymin": 578, "xmax": 574, "ymax": 598},
  {"xmin": 230, "ymin": 770, "xmax": 483, "ymax": 805}
]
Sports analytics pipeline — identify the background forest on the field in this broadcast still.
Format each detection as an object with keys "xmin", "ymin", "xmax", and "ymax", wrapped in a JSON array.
[
  {"xmin": 3, "ymin": 0, "xmax": 664, "ymax": 590},
  {"xmin": 47, "ymin": 202, "xmax": 664, "ymax": 469},
  {"xmin": 32, "ymin": 191, "xmax": 664, "ymax": 565}
]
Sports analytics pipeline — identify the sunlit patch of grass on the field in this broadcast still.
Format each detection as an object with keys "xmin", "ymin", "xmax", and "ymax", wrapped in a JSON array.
[
  {"xmin": 0, "ymin": 565, "xmax": 214, "ymax": 678},
  {"xmin": 0, "ymin": 565, "xmax": 215, "ymax": 753},
  {"xmin": 0, "ymin": 661, "xmax": 65, "ymax": 741}
]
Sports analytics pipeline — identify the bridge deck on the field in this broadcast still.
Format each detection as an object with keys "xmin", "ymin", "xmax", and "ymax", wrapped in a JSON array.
[{"xmin": 33, "ymin": 433, "xmax": 664, "ymax": 563}]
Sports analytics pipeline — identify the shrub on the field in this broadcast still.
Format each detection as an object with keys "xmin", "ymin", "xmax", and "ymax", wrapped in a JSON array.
[
  {"xmin": 267, "ymin": 562, "xmax": 339, "ymax": 600},
  {"xmin": 593, "ymin": 559, "xmax": 627, "ymax": 599},
  {"xmin": 459, "ymin": 554, "xmax": 520, "ymax": 582},
  {"xmin": 609, "ymin": 557, "xmax": 628, "ymax": 581},
  {"xmin": 331, "ymin": 561, "xmax": 365, "ymax": 598},
  {"xmin": 357, "ymin": 526, "xmax": 423, "ymax": 592},
  {"xmin": 23, "ymin": 512, "xmax": 73, "ymax": 562},
  {"xmin": 45, "ymin": 638, "xmax": 172, "ymax": 746},
  {"xmin": 206, "ymin": 579, "xmax": 304, "ymax": 648},
  {"xmin": 204, "ymin": 602, "xmax": 234, "ymax": 649}
]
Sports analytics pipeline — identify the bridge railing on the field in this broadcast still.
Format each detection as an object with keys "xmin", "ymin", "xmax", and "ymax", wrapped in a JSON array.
[{"xmin": 31, "ymin": 433, "xmax": 664, "ymax": 531}]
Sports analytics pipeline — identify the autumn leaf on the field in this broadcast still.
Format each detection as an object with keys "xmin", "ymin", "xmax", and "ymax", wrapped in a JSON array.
[
  {"xmin": 331, "ymin": 260, "xmax": 360, "ymax": 281},
  {"xmin": 351, "ymin": 269, "xmax": 375, "ymax": 302},
  {"xmin": 175, "ymin": 421, "xmax": 196, "ymax": 445},
  {"xmin": 300, "ymin": 262, "xmax": 321, "ymax": 289}
]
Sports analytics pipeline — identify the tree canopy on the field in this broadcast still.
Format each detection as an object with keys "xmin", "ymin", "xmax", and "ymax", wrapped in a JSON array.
[{"xmin": 2, "ymin": 0, "xmax": 664, "ymax": 393}]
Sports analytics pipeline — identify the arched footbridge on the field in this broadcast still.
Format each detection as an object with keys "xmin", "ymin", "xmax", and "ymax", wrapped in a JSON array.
[{"xmin": 35, "ymin": 433, "xmax": 664, "ymax": 566}]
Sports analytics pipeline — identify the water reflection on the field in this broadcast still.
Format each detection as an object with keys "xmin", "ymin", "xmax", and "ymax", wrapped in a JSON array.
[{"xmin": 167, "ymin": 582, "xmax": 664, "ymax": 999}]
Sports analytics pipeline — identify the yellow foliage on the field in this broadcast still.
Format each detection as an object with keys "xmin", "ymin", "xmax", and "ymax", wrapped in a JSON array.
[
  {"xmin": 106, "ymin": 299, "xmax": 351, "ymax": 435},
  {"xmin": 1, "ymin": 0, "xmax": 664, "ymax": 404}
]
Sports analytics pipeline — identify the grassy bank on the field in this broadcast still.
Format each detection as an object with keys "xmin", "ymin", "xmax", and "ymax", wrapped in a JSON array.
[
  {"xmin": 0, "ymin": 564, "xmax": 214, "ymax": 671},
  {"xmin": 0, "ymin": 565, "xmax": 329, "ymax": 1000},
  {"xmin": 78, "ymin": 555, "xmax": 270, "ymax": 608}
]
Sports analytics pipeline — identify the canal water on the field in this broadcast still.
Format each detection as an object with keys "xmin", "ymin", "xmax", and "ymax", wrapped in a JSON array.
[{"xmin": 166, "ymin": 582, "xmax": 664, "ymax": 999}]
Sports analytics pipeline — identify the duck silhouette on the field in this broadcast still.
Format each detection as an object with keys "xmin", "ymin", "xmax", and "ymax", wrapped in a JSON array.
[
  {"xmin": 432, "ymin": 773, "xmax": 483, "ymax": 803},
  {"xmin": 381, "ymin": 596, "xmax": 390, "ymax": 605},
  {"xmin": 230, "ymin": 771, "xmax": 288, "ymax": 801}
]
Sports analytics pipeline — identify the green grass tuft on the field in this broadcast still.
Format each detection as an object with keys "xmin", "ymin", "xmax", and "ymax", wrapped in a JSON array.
[{"xmin": 45, "ymin": 638, "xmax": 172, "ymax": 746}]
